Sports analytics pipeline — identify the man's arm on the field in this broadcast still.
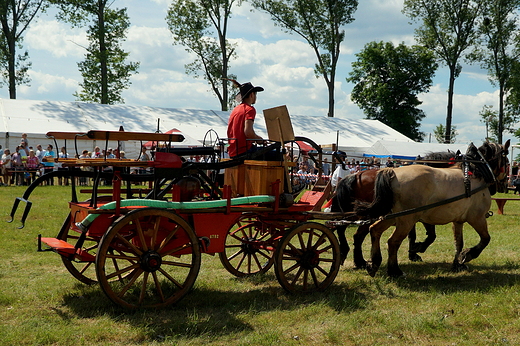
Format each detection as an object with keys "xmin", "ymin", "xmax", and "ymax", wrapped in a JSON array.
[{"xmin": 244, "ymin": 119, "xmax": 264, "ymax": 143}]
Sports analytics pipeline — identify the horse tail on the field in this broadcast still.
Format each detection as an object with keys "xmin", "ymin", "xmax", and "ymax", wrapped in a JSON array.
[
  {"xmin": 331, "ymin": 173, "xmax": 358, "ymax": 213},
  {"xmin": 355, "ymin": 168, "xmax": 395, "ymax": 218}
]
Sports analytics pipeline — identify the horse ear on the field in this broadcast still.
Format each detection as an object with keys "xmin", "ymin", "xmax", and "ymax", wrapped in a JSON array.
[{"xmin": 505, "ymin": 139, "xmax": 511, "ymax": 150}]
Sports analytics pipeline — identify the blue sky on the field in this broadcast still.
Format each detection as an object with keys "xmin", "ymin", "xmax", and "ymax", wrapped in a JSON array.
[{"xmin": 1, "ymin": 0, "xmax": 508, "ymax": 145}]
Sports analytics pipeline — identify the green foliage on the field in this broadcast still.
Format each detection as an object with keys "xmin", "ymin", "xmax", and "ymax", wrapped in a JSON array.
[
  {"xmin": 52, "ymin": 0, "xmax": 139, "ymax": 104},
  {"xmin": 347, "ymin": 41, "xmax": 438, "ymax": 141},
  {"xmin": 0, "ymin": 0, "xmax": 47, "ymax": 98},
  {"xmin": 166, "ymin": 0, "xmax": 238, "ymax": 111},
  {"xmin": 481, "ymin": 105, "xmax": 516, "ymax": 142},
  {"xmin": 403, "ymin": 0, "xmax": 486, "ymax": 143},
  {"xmin": 472, "ymin": 0, "xmax": 520, "ymax": 144},
  {"xmin": 434, "ymin": 124, "xmax": 458, "ymax": 143},
  {"xmin": 251, "ymin": 0, "xmax": 358, "ymax": 118}
]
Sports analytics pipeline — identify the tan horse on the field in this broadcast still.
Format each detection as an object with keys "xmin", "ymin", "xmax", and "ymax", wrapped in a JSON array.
[{"xmin": 356, "ymin": 140, "xmax": 510, "ymax": 277}]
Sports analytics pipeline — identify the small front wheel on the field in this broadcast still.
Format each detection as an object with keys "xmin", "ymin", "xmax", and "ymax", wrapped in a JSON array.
[
  {"xmin": 96, "ymin": 208, "xmax": 201, "ymax": 308},
  {"xmin": 274, "ymin": 222, "xmax": 340, "ymax": 293},
  {"xmin": 218, "ymin": 214, "xmax": 276, "ymax": 277}
]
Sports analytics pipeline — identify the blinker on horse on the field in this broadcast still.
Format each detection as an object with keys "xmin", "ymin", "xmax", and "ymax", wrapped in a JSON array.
[{"xmin": 355, "ymin": 140, "xmax": 510, "ymax": 278}]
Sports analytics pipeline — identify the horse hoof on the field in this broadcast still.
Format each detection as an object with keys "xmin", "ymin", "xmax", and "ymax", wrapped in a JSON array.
[
  {"xmin": 388, "ymin": 268, "xmax": 405, "ymax": 278},
  {"xmin": 353, "ymin": 261, "xmax": 367, "ymax": 270},
  {"xmin": 408, "ymin": 253, "xmax": 423, "ymax": 262},
  {"xmin": 451, "ymin": 263, "xmax": 469, "ymax": 272},
  {"xmin": 459, "ymin": 249, "xmax": 473, "ymax": 264},
  {"xmin": 366, "ymin": 262, "xmax": 378, "ymax": 277}
]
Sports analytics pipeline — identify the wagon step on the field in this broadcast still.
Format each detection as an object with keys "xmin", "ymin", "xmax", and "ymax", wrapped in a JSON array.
[{"xmin": 38, "ymin": 236, "xmax": 95, "ymax": 262}]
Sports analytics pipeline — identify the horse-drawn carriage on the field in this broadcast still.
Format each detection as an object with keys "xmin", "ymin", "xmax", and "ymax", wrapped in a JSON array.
[
  {"xmin": 8, "ymin": 107, "xmax": 511, "ymax": 309},
  {"xmin": 8, "ymin": 107, "xmax": 356, "ymax": 308}
]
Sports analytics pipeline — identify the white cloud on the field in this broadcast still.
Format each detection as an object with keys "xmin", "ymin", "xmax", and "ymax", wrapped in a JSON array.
[{"xmin": 25, "ymin": 19, "xmax": 87, "ymax": 58}]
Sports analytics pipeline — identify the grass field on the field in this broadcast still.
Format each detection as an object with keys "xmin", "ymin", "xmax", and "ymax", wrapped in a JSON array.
[{"xmin": 1, "ymin": 185, "xmax": 520, "ymax": 345}]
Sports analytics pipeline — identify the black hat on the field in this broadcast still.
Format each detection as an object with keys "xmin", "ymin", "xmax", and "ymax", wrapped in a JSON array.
[{"xmin": 239, "ymin": 82, "xmax": 264, "ymax": 100}]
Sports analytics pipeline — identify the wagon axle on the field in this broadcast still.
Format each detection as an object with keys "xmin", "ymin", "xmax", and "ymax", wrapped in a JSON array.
[{"xmin": 140, "ymin": 251, "xmax": 163, "ymax": 272}]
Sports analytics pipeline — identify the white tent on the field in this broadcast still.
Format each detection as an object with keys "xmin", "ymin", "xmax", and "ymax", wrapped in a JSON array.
[
  {"xmin": 0, "ymin": 98, "xmax": 414, "ymax": 158},
  {"xmin": 369, "ymin": 140, "xmax": 469, "ymax": 160}
]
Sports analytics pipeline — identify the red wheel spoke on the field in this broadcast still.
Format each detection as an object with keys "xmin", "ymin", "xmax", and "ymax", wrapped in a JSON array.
[
  {"xmin": 311, "ymin": 233, "xmax": 327, "ymax": 250},
  {"xmin": 310, "ymin": 268, "xmax": 319, "ymax": 288},
  {"xmin": 139, "ymin": 272, "xmax": 149, "ymax": 304},
  {"xmin": 283, "ymin": 261, "xmax": 300, "ymax": 275},
  {"xmin": 297, "ymin": 232, "xmax": 306, "ymax": 249},
  {"xmin": 106, "ymin": 253, "xmax": 139, "ymax": 262},
  {"xmin": 302, "ymin": 268, "xmax": 309, "ymax": 290},
  {"xmin": 150, "ymin": 215, "xmax": 161, "ymax": 250},
  {"xmin": 157, "ymin": 224, "xmax": 179, "ymax": 253},
  {"xmin": 286, "ymin": 242, "xmax": 303, "ymax": 256},
  {"xmin": 315, "ymin": 265, "xmax": 329, "ymax": 276},
  {"xmin": 306, "ymin": 231, "xmax": 314, "ymax": 249},
  {"xmin": 157, "ymin": 267, "xmax": 185, "ymax": 289},
  {"xmin": 161, "ymin": 241, "xmax": 193, "ymax": 257},
  {"xmin": 290, "ymin": 266, "xmax": 304, "ymax": 286},
  {"xmin": 227, "ymin": 249, "xmax": 245, "ymax": 262},
  {"xmin": 106, "ymin": 263, "xmax": 140, "ymax": 280},
  {"xmin": 256, "ymin": 249, "xmax": 271, "ymax": 260},
  {"xmin": 135, "ymin": 218, "xmax": 149, "ymax": 252},
  {"xmin": 78, "ymin": 262, "xmax": 93, "ymax": 275},
  {"xmin": 235, "ymin": 252, "xmax": 247, "ymax": 271},
  {"xmin": 252, "ymin": 254, "xmax": 263, "ymax": 272},
  {"xmin": 115, "ymin": 233, "xmax": 143, "ymax": 256},
  {"xmin": 161, "ymin": 260, "xmax": 193, "ymax": 268},
  {"xmin": 152, "ymin": 271, "xmax": 165, "ymax": 303},
  {"xmin": 117, "ymin": 268, "xmax": 143, "ymax": 298}
]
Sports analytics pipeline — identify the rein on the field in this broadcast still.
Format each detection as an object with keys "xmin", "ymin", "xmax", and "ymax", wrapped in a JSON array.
[{"xmin": 381, "ymin": 183, "xmax": 490, "ymax": 222}]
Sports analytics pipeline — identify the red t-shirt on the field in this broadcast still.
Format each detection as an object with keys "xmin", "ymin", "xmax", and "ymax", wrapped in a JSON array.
[{"xmin": 227, "ymin": 103, "xmax": 256, "ymax": 157}]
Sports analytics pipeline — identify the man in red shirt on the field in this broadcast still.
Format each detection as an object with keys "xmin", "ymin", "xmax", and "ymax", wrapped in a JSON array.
[{"xmin": 227, "ymin": 81, "xmax": 265, "ymax": 158}]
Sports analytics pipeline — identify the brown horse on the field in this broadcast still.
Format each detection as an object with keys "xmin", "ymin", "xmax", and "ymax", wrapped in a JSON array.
[
  {"xmin": 332, "ymin": 151, "xmax": 459, "ymax": 269},
  {"xmin": 356, "ymin": 140, "xmax": 510, "ymax": 277}
]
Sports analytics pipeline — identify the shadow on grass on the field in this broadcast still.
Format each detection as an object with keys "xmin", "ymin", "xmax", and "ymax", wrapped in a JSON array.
[
  {"xmin": 370, "ymin": 260, "xmax": 520, "ymax": 293},
  {"xmin": 51, "ymin": 260, "xmax": 520, "ymax": 343},
  {"xmin": 56, "ymin": 275, "xmax": 365, "ymax": 342}
]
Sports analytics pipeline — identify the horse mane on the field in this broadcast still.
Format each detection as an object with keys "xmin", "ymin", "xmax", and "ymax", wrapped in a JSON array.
[
  {"xmin": 331, "ymin": 173, "xmax": 358, "ymax": 213},
  {"xmin": 422, "ymin": 150, "xmax": 459, "ymax": 168}
]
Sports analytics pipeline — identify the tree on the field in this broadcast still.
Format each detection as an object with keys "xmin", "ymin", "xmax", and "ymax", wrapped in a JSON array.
[
  {"xmin": 403, "ymin": 0, "xmax": 486, "ymax": 143},
  {"xmin": 0, "ymin": 0, "xmax": 47, "ymax": 99},
  {"xmin": 480, "ymin": 104, "xmax": 516, "ymax": 142},
  {"xmin": 347, "ymin": 41, "xmax": 438, "ymax": 142},
  {"xmin": 166, "ymin": 0, "xmax": 238, "ymax": 111},
  {"xmin": 51, "ymin": 0, "xmax": 139, "ymax": 104},
  {"xmin": 251, "ymin": 0, "xmax": 358, "ymax": 118},
  {"xmin": 433, "ymin": 124, "xmax": 458, "ymax": 143},
  {"xmin": 474, "ymin": 0, "xmax": 520, "ymax": 144}
]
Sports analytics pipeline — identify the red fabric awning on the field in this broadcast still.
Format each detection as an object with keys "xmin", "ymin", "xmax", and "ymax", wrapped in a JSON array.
[{"xmin": 296, "ymin": 141, "xmax": 315, "ymax": 152}]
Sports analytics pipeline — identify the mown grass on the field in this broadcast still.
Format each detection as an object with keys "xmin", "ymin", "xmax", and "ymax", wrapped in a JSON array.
[{"xmin": 2, "ymin": 185, "xmax": 520, "ymax": 345}]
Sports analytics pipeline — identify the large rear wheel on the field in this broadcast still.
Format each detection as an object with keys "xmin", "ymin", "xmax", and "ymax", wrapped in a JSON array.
[
  {"xmin": 274, "ymin": 222, "xmax": 340, "ymax": 293},
  {"xmin": 96, "ymin": 208, "xmax": 201, "ymax": 308}
]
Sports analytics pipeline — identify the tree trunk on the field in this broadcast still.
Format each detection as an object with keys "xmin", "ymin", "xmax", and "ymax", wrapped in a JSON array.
[
  {"xmin": 444, "ymin": 66, "xmax": 456, "ymax": 143},
  {"xmin": 8, "ymin": 38, "xmax": 16, "ymax": 99},
  {"xmin": 498, "ymin": 83, "xmax": 504, "ymax": 144},
  {"xmin": 328, "ymin": 82, "xmax": 334, "ymax": 117},
  {"xmin": 98, "ymin": 2, "xmax": 108, "ymax": 104}
]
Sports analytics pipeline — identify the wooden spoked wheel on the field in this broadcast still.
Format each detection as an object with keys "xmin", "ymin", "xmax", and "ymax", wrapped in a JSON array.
[
  {"xmin": 218, "ymin": 214, "xmax": 277, "ymax": 277},
  {"xmin": 274, "ymin": 222, "xmax": 341, "ymax": 293},
  {"xmin": 96, "ymin": 208, "xmax": 201, "ymax": 308},
  {"xmin": 58, "ymin": 213, "xmax": 100, "ymax": 285},
  {"xmin": 58, "ymin": 197, "xmax": 116, "ymax": 285}
]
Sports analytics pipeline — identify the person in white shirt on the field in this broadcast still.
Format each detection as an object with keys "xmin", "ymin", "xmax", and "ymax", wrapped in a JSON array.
[{"xmin": 331, "ymin": 151, "xmax": 351, "ymax": 189}]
